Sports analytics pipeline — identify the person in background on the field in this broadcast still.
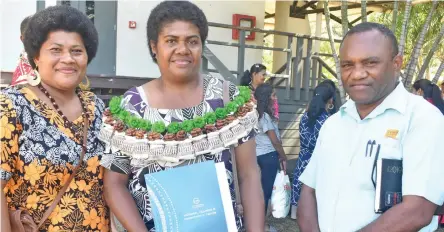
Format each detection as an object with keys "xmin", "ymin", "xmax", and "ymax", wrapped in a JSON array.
[
  {"xmin": 1, "ymin": 6, "xmax": 109, "ymax": 231},
  {"xmin": 297, "ymin": 22, "xmax": 443, "ymax": 232},
  {"xmin": 290, "ymin": 81, "xmax": 338, "ymax": 220},
  {"xmin": 100, "ymin": 1, "xmax": 264, "ymax": 231},
  {"xmin": 254, "ymin": 83, "xmax": 287, "ymax": 232},
  {"xmin": 240, "ymin": 63, "xmax": 280, "ymax": 120},
  {"xmin": 11, "ymin": 15, "xmax": 34, "ymax": 86},
  {"xmin": 413, "ymin": 79, "xmax": 444, "ymax": 115},
  {"xmin": 414, "ymin": 80, "xmax": 444, "ymax": 230},
  {"xmin": 320, "ymin": 79, "xmax": 342, "ymax": 112}
]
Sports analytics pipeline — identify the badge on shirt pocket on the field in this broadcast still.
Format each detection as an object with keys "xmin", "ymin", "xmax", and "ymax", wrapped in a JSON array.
[{"xmin": 384, "ymin": 129, "xmax": 399, "ymax": 140}]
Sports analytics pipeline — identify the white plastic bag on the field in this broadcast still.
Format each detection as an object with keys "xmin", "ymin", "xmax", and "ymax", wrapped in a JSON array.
[{"xmin": 270, "ymin": 170, "xmax": 291, "ymax": 218}]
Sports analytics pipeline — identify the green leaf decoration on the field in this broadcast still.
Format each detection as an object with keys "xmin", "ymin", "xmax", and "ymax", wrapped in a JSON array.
[
  {"xmin": 167, "ymin": 122, "xmax": 180, "ymax": 134},
  {"xmin": 234, "ymin": 96, "xmax": 245, "ymax": 106},
  {"xmin": 203, "ymin": 112, "xmax": 217, "ymax": 124},
  {"xmin": 215, "ymin": 108, "xmax": 227, "ymax": 119},
  {"xmin": 239, "ymin": 87, "xmax": 251, "ymax": 101},
  {"xmin": 118, "ymin": 111, "xmax": 131, "ymax": 123},
  {"xmin": 239, "ymin": 89, "xmax": 251, "ymax": 101},
  {"xmin": 225, "ymin": 102, "xmax": 238, "ymax": 114},
  {"xmin": 137, "ymin": 118, "xmax": 146, "ymax": 129},
  {"xmin": 181, "ymin": 120, "xmax": 194, "ymax": 133},
  {"xmin": 193, "ymin": 117, "xmax": 205, "ymax": 128},
  {"xmin": 152, "ymin": 121, "xmax": 166, "ymax": 134},
  {"xmin": 128, "ymin": 116, "xmax": 140, "ymax": 128},
  {"xmin": 140, "ymin": 120, "xmax": 152, "ymax": 131},
  {"xmin": 109, "ymin": 96, "xmax": 123, "ymax": 114}
]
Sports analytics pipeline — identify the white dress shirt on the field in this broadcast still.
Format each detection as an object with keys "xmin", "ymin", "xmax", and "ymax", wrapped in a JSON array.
[{"xmin": 299, "ymin": 83, "xmax": 444, "ymax": 232}]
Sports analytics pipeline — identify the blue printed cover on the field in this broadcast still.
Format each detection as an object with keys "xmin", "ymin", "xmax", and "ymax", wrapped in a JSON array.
[{"xmin": 145, "ymin": 161, "xmax": 235, "ymax": 232}]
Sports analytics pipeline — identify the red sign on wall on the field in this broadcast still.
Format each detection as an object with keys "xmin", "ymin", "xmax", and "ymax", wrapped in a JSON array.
[
  {"xmin": 129, "ymin": 21, "xmax": 136, "ymax": 29},
  {"xmin": 232, "ymin": 14, "xmax": 256, "ymax": 41}
]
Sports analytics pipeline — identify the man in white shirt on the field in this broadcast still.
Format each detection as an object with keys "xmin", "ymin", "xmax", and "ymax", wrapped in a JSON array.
[{"xmin": 297, "ymin": 22, "xmax": 444, "ymax": 232}]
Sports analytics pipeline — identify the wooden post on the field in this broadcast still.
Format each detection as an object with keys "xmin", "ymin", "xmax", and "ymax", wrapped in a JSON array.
[
  {"xmin": 293, "ymin": 37, "xmax": 304, "ymax": 101},
  {"xmin": 285, "ymin": 36, "xmax": 293, "ymax": 100},
  {"xmin": 237, "ymin": 30, "xmax": 246, "ymax": 82},
  {"xmin": 303, "ymin": 39, "xmax": 313, "ymax": 101}
]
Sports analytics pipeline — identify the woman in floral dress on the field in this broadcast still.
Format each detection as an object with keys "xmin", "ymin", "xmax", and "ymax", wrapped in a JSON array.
[
  {"xmin": 1, "ymin": 6, "xmax": 109, "ymax": 232},
  {"xmin": 100, "ymin": 1, "xmax": 264, "ymax": 232}
]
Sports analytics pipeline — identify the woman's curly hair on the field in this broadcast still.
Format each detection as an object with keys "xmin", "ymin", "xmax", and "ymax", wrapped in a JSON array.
[
  {"xmin": 146, "ymin": 1, "xmax": 208, "ymax": 63},
  {"xmin": 23, "ymin": 5, "xmax": 98, "ymax": 69}
]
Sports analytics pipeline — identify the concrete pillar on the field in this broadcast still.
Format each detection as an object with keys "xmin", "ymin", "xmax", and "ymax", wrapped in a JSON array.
[
  {"xmin": 313, "ymin": 2, "xmax": 323, "ymax": 54},
  {"xmin": 272, "ymin": 1, "xmax": 311, "ymax": 73}
]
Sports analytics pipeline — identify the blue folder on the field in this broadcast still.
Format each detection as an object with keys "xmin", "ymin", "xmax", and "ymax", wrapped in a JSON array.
[{"xmin": 145, "ymin": 161, "xmax": 237, "ymax": 232}]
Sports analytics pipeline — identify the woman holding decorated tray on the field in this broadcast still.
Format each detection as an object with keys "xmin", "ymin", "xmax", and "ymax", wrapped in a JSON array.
[
  {"xmin": 1, "ymin": 6, "xmax": 109, "ymax": 232},
  {"xmin": 99, "ymin": 1, "xmax": 264, "ymax": 232}
]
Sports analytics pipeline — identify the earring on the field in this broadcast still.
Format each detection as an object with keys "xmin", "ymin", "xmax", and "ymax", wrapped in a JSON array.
[
  {"xmin": 79, "ymin": 76, "xmax": 90, "ymax": 91},
  {"xmin": 328, "ymin": 104, "xmax": 334, "ymax": 110},
  {"xmin": 26, "ymin": 69, "xmax": 41, "ymax": 86}
]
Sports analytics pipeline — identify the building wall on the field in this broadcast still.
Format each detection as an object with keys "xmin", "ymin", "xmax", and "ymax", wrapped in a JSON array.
[
  {"xmin": 0, "ymin": 1, "xmax": 264, "ymax": 78},
  {"xmin": 116, "ymin": 1, "xmax": 265, "ymax": 78},
  {"xmin": 197, "ymin": 1, "xmax": 265, "ymax": 77},
  {"xmin": 272, "ymin": 1, "xmax": 311, "ymax": 73},
  {"xmin": 0, "ymin": 0, "xmax": 36, "ymax": 72}
]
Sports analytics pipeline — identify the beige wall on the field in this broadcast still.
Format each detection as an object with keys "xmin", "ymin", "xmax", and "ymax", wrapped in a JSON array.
[
  {"xmin": 272, "ymin": 1, "xmax": 311, "ymax": 73},
  {"xmin": 0, "ymin": 0, "xmax": 265, "ymax": 78},
  {"xmin": 0, "ymin": 0, "xmax": 36, "ymax": 72},
  {"xmin": 116, "ymin": 1, "xmax": 265, "ymax": 78}
]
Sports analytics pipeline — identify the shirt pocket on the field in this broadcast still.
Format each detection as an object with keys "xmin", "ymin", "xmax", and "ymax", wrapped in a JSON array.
[
  {"xmin": 378, "ymin": 138, "xmax": 402, "ymax": 160},
  {"xmin": 352, "ymin": 137, "xmax": 402, "ymax": 191}
]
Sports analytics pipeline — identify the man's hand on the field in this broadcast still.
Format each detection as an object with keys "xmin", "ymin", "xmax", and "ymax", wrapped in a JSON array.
[
  {"xmin": 359, "ymin": 195, "xmax": 438, "ymax": 232},
  {"xmin": 297, "ymin": 184, "xmax": 320, "ymax": 232}
]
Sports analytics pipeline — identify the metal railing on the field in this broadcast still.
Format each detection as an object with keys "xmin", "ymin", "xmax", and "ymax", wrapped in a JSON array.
[{"xmin": 202, "ymin": 22, "xmax": 341, "ymax": 101}]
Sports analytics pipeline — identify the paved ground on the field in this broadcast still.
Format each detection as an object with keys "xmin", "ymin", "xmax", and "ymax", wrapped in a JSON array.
[
  {"xmin": 267, "ymin": 216, "xmax": 444, "ymax": 232},
  {"xmin": 267, "ymin": 215, "xmax": 298, "ymax": 231}
]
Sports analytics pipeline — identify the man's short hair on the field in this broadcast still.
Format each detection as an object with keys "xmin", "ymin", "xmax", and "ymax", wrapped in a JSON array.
[
  {"xmin": 341, "ymin": 22, "xmax": 399, "ymax": 58},
  {"xmin": 20, "ymin": 16, "xmax": 32, "ymax": 36}
]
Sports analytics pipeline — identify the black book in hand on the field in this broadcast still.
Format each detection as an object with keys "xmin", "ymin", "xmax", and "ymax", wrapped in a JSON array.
[
  {"xmin": 374, "ymin": 158, "xmax": 444, "ymax": 215},
  {"xmin": 374, "ymin": 158, "xmax": 403, "ymax": 213}
]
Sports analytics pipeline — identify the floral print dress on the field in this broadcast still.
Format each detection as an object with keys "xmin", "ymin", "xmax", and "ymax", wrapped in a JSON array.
[
  {"xmin": 0, "ymin": 87, "xmax": 109, "ymax": 232},
  {"xmin": 100, "ymin": 77, "xmax": 257, "ymax": 231}
]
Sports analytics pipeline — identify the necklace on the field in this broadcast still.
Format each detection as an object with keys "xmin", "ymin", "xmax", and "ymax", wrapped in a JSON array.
[{"xmin": 37, "ymin": 84, "xmax": 88, "ymax": 140}]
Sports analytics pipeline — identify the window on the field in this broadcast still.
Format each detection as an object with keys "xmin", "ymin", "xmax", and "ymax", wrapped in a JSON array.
[{"xmin": 86, "ymin": 1, "xmax": 95, "ymax": 24}]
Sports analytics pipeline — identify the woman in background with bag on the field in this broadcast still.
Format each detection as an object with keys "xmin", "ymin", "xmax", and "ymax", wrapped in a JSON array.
[
  {"xmin": 254, "ymin": 83, "xmax": 287, "ymax": 232},
  {"xmin": 290, "ymin": 81, "xmax": 338, "ymax": 220},
  {"xmin": 1, "ymin": 6, "xmax": 109, "ymax": 232}
]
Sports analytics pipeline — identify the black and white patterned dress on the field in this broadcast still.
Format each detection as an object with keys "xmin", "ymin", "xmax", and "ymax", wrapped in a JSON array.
[{"xmin": 100, "ymin": 77, "xmax": 257, "ymax": 231}]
